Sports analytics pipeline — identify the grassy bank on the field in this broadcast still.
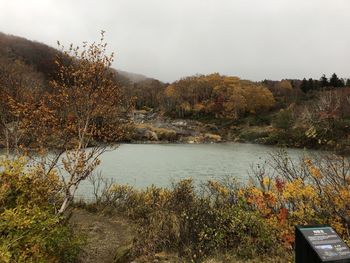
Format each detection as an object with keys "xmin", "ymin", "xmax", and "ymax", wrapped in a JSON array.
[
  {"xmin": 74, "ymin": 150, "xmax": 350, "ymax": 262},
  {"xmin": 2, "ymin": 150, "xmax": 350, "ymax": 262}
]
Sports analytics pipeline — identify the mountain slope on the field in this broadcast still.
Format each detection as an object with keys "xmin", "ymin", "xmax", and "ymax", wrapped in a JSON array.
[{"xmin": 0, "ymin": 32, "xmax": 151, "ymax": 85}]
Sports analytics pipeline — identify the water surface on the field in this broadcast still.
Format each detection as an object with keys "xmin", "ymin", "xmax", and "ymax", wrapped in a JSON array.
[
  {"xmin": 0, "ymin": 143, "xmax": 322, "ymax": 198},
  {"xmin": 76, "ymin": 143, "xmax": 316, "ymax": 198}
]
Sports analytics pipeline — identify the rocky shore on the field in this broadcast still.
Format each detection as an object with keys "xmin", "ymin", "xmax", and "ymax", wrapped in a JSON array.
[{"xmin": 131, "ymin": 110, "xmax": 223, "ymax": 144}]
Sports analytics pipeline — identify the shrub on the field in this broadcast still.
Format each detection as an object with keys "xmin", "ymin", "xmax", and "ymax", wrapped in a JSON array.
[
  {"xmin": 0, "ymin": 158, "xmax": 82, "ymax": 262},
  {"xmin": 152, "ymin": 127, "xmax": 178, "ymax": 141},
  {"xmin": 0, "ymin": 206, "xmax": 82, "ymax": 263},
  {"xmin": 272, "ymin": 109, "xmax": 294, "ymax": 130},
  {"xmin": 238, "ymin": 128, "xmax": 270, "ymax": 142},
  {"xmin": 0, "ymin": 157, "xmax": 62, "ymax": 210},
  {"xmin": 105, "ymin": 179, "xmax": 284, "ymax": 261},
  {"xmin": 247, "ymin": 151, "xmax": 350, "ymax": 247},
  {"xmin": 87, "ymin": 152, "xmax": 350, "ymax": 262}
]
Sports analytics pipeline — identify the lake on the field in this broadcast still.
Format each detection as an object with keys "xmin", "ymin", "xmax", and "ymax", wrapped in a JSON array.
[
  {"xmin": 73, "ymin": 143, "xmax": 319, "ymax": 199},
  {"xmin": 0, "ymin": 142, "xmax": 323, "ymax": 199}
]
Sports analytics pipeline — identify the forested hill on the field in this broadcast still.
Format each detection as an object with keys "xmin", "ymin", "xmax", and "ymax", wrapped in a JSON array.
[
  {"xmin": 1, "ymin": 32, "xmax": 350, "ymax": 153},
  {"xmin": 0, "ymin": 32, "xmax": 149, "ymax": 87}
]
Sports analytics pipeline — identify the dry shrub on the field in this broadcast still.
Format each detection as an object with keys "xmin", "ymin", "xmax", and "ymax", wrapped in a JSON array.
[
  {"xmin": 104, "ymin": 179, "xmax": 282, "ymax": 261},
  {"xmin": 87, "ymin": 150, "xmax": 350, "ymax": 262}
]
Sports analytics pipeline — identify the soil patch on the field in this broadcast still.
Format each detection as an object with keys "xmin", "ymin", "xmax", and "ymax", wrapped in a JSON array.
[{"xmin": 70, "ymin": 209, "xmax": 135, "ymax": 263}]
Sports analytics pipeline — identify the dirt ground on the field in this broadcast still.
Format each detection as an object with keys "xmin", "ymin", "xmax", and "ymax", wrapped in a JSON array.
[{"xmin": 70, "ymin": 209, "xmax": 135, "ymax": 263}]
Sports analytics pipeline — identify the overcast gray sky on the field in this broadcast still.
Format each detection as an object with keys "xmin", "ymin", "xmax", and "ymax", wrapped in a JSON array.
[{"xmin": 0, "ymin": 0, "xmax": 349, "ymax": 82}]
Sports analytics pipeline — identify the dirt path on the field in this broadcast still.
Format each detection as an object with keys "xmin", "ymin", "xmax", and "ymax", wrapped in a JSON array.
[{"xmin": 70, "ymin": 209, "xmax": 135, "ymax": 263}]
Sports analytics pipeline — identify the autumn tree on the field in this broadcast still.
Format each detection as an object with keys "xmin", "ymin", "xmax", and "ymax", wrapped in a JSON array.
[
  {"xmin": 163, "ymin": 74, "xmax": 216, "ymax": 117},
  {"xmin": 0, "ymin": 57, "xmax": 44, "ymax": 153},
  {"xmin": 275, "ymin": 79, "xmax": 293, "ymax": 94},
  {"xmin": 299, "ymin": 88, "xmax": 350, "ymax": 147},
  {"xmin": 269, "ymin": 79, "xmax": 298, "ymax": 106},
  {"xmin": 210, "ymin": 75, "xmax": 275, "ymax": 119},
  {"xmin": 131, "ymin": 78, "xmax": 166, "ymax": 109},
  {"xmin": 0, "ymin": 32, "xmax": 60, "ymax": 81},
  {"xmin": 8, "ymin": 31, "xmax": 133, "ymax": 214},
  {"xmin": 162, "ymin": 74, "xmax": 275, "ymax": 119},
  {"xmin": 248, "ymin": 151, "xmax": 350, "ymax": 247},
  {"xmin": 272, "ymin": 108, "xmax": 294, "ymax": 131}
]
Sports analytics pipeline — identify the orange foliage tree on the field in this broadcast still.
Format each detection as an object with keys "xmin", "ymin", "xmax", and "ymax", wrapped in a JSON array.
[
  {"xmin": 6, "ymin": 31, "xmax": 133, "ymax": 214},
  {"xmin": 246, "ymin": 150, "xmax": 350, "ymax": 248},
  {"xmin": 162, "ymin": 73, "xmax": 275, "ymax": 119},
  {"xmin": 0, "ymin": 58, "xmax": 44, "ymax": 153}
]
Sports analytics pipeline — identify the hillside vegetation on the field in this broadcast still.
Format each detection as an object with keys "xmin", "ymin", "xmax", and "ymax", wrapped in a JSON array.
[
  {"xmin": 1, "ymin": 32, "xmax": 350, "ymax": 262},
  {"xmin": 1, "ymin": 32, "xmax": 350, "ymax": 152}
]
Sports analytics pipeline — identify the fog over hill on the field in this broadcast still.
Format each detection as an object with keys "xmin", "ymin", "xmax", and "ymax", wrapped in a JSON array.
[
  {"xmin": 117, "ymin": 70, "xmax": 148, "ymax": 83},
  {"xmin": 1, "ymin": 0, "xmax": 350, "ymax": 82}
]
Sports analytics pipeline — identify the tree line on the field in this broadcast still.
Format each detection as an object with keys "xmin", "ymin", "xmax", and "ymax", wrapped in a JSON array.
[{"xmin": 300, "ymin": 73, "xmax": 350, "ymax": 93}]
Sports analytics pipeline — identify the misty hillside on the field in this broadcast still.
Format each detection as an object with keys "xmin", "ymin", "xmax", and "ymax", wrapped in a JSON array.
[
  {"xmin": 117, "ymin": 70, "xmax": 148, "ymax": 83},
  {"xmin": 0, "ymin": 32, "xmax": 151, "ymax": 86}
]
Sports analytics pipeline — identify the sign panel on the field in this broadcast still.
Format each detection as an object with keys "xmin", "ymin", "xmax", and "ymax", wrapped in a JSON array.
[{"xmin": 299, "ymin": 226, "xmax": 350, "ymax": 261}]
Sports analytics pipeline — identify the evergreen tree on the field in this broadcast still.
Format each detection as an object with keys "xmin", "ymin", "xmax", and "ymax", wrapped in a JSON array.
[
  {"xmin": 330, "ymin": 73, "xmax": 345, "ymax": 88},
  {"xmin": 320, "ymin": 74, "xmax": 329, "ymax": 87},
  {"xmin": 290, "ymin": 80, "xmax": 296, "ymax": 88},
  {"xmin": 313, "ymin": 79, "xmax": 320, "ymax": 90},
  {"xmin": 330, "ymin": 73, "xmax": 339, "ymax": 87},
  {"xmin": 308, "ymin": 78, "xmax": 314, "ymax": 91},
  {"xmin": 300, "ymin": 78, "xmax": 309, "ymax": 93},
  {"xmin": 346, "ymin": 79, "xmax": 350, "ymax": 87}
]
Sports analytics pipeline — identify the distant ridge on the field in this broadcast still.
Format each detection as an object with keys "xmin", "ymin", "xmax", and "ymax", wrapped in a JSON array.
[
  {"xmin": 117, "ymin": 70, "xmax": 148, "ymax": 83},
  {"xmin": 0, "ymin": 32, "xmax": 152, "ymax": 84}
]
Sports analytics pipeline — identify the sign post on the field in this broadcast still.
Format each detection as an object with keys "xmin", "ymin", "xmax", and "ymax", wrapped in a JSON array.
[{"xmin": 295, "ymin": 225, "xmax": 350, "ymax": 263}]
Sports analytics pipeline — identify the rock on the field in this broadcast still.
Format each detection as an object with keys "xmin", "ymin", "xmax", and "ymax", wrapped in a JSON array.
[
  {"xmin": 144, "ymin": 130, "xmax": 158, "ymax": 141},
  {"xmin": 204, "ymin": 133, "xmax": 221, "ymax": 142},
  {"xmin": 132, "ymin": 112, "xmax": 225, "ymax": 144},
  {"xmin": 132, "ymin": 110, "xmax": 157, "ymax": 123},
  {"xmin": 180, "ymin": 133, "xmax": 221, "ymax": 143},
  {"xmin": 135, "ymin": 127, "xmax": 159, "ymax": 141},
  {"xmin": 172, "ymin": 121, "xmax": 187, "ymax": 127},
  {"xmin": 205, "ymin": 123, "xmax": 219, "ymax": 132},
  {"xmin": 152, "ymin": 127, "xmax": 177, "ymax": 141},
  {"xmin": 234, "ymin": 137, "xmax": 245, "ymax": 143},
  {"xmin": 176, "ymin": 129, "xmax": 197, "ymax": 137},
  {"xmin": 114, "ymin": 244, "xmax": 133, "ymax": 263}
]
